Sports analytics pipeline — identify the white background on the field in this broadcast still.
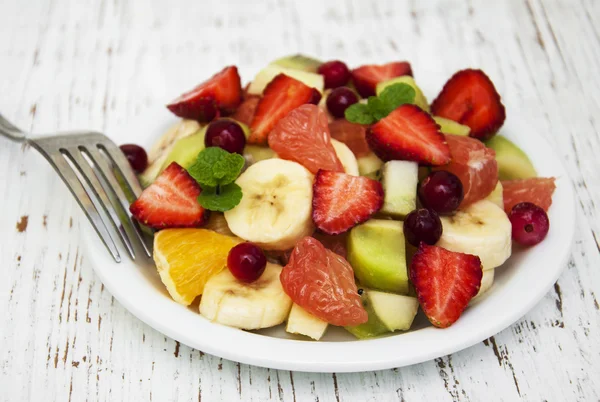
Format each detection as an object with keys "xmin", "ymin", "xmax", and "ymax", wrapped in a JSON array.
[{"xmin": 1, "ymin": 0, "xmax": 599, "ymax": 400}]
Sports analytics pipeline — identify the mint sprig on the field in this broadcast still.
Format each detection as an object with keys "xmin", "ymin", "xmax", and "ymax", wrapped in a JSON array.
[
  {"xmin": 345, "ymin": 83, "xmax": 416, "ymax": 124},
  {"xmin": 187, "ymin": 147, "xmax": 245, "ymax": 211}
]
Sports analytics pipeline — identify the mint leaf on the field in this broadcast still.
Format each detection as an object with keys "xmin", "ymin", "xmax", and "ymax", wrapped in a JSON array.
[
  {"xmin": 213, "ymin": 152, "xmax": 245, "ymax": 185},
  {"xmin": 188, "ymin": 147, "xmax": 245, "ymax": 187},
  {"xmin": 367, "ymin": 96, "xmax": 389, "ymax": 121},
  {"xmin": 198, "ymin": 183, "xmax": 243, "ymax": 212},
  {"xmin": 344, "ymin": 83, "xmax": 416, "ymax": 124},
  {"xmin": 379, "ymin": 83, "xmax": 415, "ymax": 113},
  {"xmin": 345, "ymin": 103, "xmax": 375, "ymax": 124}
]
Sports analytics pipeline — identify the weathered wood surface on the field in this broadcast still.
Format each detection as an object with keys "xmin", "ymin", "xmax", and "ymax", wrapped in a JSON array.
[{"xmin": 1, "ymin": 0, "xmax": 599, "ymax": 400}]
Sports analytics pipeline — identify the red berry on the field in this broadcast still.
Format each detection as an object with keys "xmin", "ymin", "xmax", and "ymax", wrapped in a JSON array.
[
  {"xmin": 403, "ymin": 209, "xmax": 443, "ymax": 247},
  {"xmin": 204, "ymin": 119, "xmax": 246, "ymax": 154},
  {"xmin": 120, "ymin": 144, "xmax": 148, "ymax": 173},
  {"xmin": 227, "ymin": 242, "xmax": 267, "ymax": 283},
  {"xmin": 419, "ymin": 171, "xmax": 464, "ymax": 214},
  {"xmin": 509, "ymin": 202, "xmax": 549, "ymax": 246},
  {"xmin": 318, "ymin": 60, "xmax": 351, "ymax": 89},
  {"xmin": 326, "ymin": 87, "xmax": 359, "ymax": 118}
]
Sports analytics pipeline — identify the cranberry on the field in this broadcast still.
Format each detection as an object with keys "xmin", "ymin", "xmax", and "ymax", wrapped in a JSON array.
[
  {"xmin": 403, "ymin": 209, "xmax": 443, "ymax": 247},
  {"xmin": 419, "ymin": 171, "xmax": 464, "ymax": 214},
  {"xmin": 326, "ymin": 87, "xmax": 359, "ymax": 118},
  {"xmin": 227, "ymin": 242, "xmax": 267, "ymax": 283},
  {"xmin": 509, "ymin": 202, "xmax": 550, "ymax": 246},
  {"xmin": 318, "ymin": 60, "xmax": 351, "ymax": 89},
  {"xmin": 204, "ymin": 119, "xmax": 246, "ymax": 154},
  {"xmin": 120, "ymin": 144, "xmax": 148, "ymax": 173}
]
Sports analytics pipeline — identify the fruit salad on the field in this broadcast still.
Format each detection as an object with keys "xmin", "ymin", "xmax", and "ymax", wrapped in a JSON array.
[{"xmin": 121, "ymin": 55, "xmax": 557, "ymax": 340}]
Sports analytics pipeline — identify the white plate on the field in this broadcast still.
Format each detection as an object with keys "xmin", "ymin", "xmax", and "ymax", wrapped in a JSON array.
[{"xmin": 83, "ymin": 81, "xmax": 576, "ymax": 373}]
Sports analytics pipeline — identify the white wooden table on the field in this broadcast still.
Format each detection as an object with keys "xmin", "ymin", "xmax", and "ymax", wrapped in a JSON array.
[{"xmin": 1, "ymin": 0, "xmax": 599, "ymax": 400}]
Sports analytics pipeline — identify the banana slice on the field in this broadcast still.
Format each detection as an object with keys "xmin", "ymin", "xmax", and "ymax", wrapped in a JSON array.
[
  {"xmin": 485, "ymin": 181, "xmax": 504, "ymax": 209},
  {"xmin": 331, "ymin": 139, "xmax": 359, "ymax": 176},
  {"xmin": 471, "ymin": 269, "xmax": 494, "ymax": 303},
  {"xmin": 437, "ymin": 200, "xmax": 511, "ymax": 270},
  {"xmin": 199, "ymin": 262, "xmax": 292, "ymax": 330},
  {"xmin": 224, "ymin": 159, "xmax": 315, "ymax": 250}
]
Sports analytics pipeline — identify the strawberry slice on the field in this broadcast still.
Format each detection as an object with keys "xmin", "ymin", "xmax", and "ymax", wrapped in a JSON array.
[
  {"xmin": 130, "ymin": 162, "xmax": 208, "ymax": 229},
  {"xmin": 312, "ymin": 170, "xmax": 384, "ymax": 235},
  {"xmin": 410, "ymin": 244, "xmax": 482, "ymax": 328},
  {"xmin": 249, "ymin": 74, "xmax": 321, "ymax": 145},
  {"xmin": 431, "ymin": 69, "xmax": 506, "ymax": 141},
  {"xmin": 167, "ymin": 66, "xmax": 242, "ymax": 122},
  {"xmin": 367, "ymin": 104, "xmax": 451, "ymax": 165},
  {"xmin": 351, "ymin": 61, "xmax": 413, "ymax": 97}
]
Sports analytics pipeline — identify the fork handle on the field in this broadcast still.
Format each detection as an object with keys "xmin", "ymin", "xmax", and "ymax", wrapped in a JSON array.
[{"xmin": 0, "ymin": 114, "xmax": 26, "ymax": 142}]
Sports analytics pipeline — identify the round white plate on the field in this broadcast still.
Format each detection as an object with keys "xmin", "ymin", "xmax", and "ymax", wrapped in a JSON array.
[{"xmin": 83, "ymin": 79, "xmax": 576, "ymax": 373}]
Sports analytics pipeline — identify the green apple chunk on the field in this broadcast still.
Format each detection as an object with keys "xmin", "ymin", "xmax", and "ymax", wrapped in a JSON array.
[
  {"xmin": 271, "ymin": 54, "xmax": 322, "ymax": 73},
  {"xmin": 243, "ymin": 145, "xmax": 278, "ymax": 164},
  {"xmin": 286, "ymin": 303, "xmax": 328, "ymax": 340},
  {"xmin": 433, "ymin": 116, "xmax": 470, "ymax": 136},
  {"xmin": 345, "ymin": 289, "xmax": 419, "ymax": 339},
  {"xmin": 160, "ymin": 126, "xmax": 207, "ymax": 171},
  {"xmin": 484, "ymin": 181, "xmax": 503, "ymax": 209},
  {"xmin": 347, "ymin": 220, "xmax": 409, "ymax": 294},
  {"xmin": 380, "ymin": 161, "xmax": 418, "ymax": 219},
  {"xmin": 485, "ymin": 135, "xmax": 537, "ymax": 180},
  {"xmin": 376, "ymin": 76, "xmax": 430, "ymax": 112},
  {"xmin": 368, "ymin": 290, "xmax": 419, "ymax": 331},
  {"xmin": 247, "ymin": 65, "xmax": 324, "ymax": 95},
  {"xmin": 357, "ymin": 152, "xmax": 384, "ymax": 177}
]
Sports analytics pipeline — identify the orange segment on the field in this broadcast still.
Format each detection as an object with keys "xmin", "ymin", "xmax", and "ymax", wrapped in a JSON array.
[{"xmin": 153, "ymin": 229, "xmax": 242, "ymax": 305}]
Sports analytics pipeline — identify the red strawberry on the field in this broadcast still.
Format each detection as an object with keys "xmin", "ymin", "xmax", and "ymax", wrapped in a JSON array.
[
  {"xmin": 430, "ymin": 69, "xmax": 506, "ymax": 141},
  {"xmin": 249, "ymin": 74, "xmax": 321, "ymax": 145},
  {"xmin": 312, "ymin": 170, "xmax": 384, "ymax": 235},
  {"xmin": 367, "ymin": 104, "xmax": 451, "ymax": 165},
  {"xmin": 410, "ymin": 244, "xmax": 482, "ymax": 328},
  {"xmin": 351, "ymin": 61, "xmax": 413, "ymax": 97},
  {"xmin": 167, "ymin": 66, "xmax": 242, "ymax": 122},
  {"xmin": 130, "ymin": 162, "xmax": 208, "ymax": 229}
]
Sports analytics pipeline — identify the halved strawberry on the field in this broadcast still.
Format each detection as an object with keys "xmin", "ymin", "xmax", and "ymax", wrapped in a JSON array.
[
  {"xmin": 410, "ymin": 244, "xmax": 482, "ymax": 328},
  {"xmin": 312, "ymin": 170, "xmax": 384, "ymax": 235},
  {"xmin": 248, "ymin": 74, "xmax": 321, "ymax": 145},
  {"xmin": 130, "ymin": 162, "xmax": 208, "ymax": 229},
  {"xmin": 167, "ymin": 66, "xmax": 242, "ymax": 122},
  {"xmin": 367, "ymin": 104, "xmax": 451, "ymax": 165},
  {"xmin": 430, "ymin": 69, "xmax": 506, "ymax": 141},
  {"xmin": 351, "ymin": 61, "xmax": 413, "ymax": 97}
]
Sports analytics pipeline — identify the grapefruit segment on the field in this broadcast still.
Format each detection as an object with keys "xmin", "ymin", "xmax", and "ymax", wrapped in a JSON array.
[
  {"xmin": 280, "ymin": 237, "xmax": 368, "ymax": 326},
  {"xmin": 269, "ymin": 104, "xmax": 344, "ymax": 174},
  {"xmin": 328, "ymin": 119, "xmax": 371, "ymax": 157},
  {"xmin": 436, "ymin": 135, "xmax": 498, "ymax": 208},
  {"xmin": 501, "ymin": 178, "xmax": 556, "ymax": 214}
]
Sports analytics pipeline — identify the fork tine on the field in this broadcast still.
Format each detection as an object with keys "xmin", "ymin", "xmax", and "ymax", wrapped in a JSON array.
[
  {"xmin": 40, "ymin": 149, "xmax": 122, "ymax": 263},
  {"xmin": 65, "ymin": 148, "xmax": 137, "ymax": 260},
  {"xmin": 82, "ymin": 146, "xmax": 153, "ymax": 258},
  {"xmin": 97, "ymin": 140, "xmax": 144, "ymax": 198}
]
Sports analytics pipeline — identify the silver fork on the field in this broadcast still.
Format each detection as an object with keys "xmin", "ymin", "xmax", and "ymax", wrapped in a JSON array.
[{"xmin": 0, "ymin": 114, "xmax": 152, "ymax": 263}]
